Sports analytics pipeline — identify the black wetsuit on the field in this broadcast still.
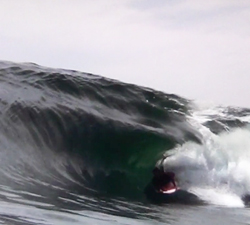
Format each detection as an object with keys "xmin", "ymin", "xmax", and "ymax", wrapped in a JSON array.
[{"xmin": 152, "ymin": 173, "xmax": 175, "ymax": 190}]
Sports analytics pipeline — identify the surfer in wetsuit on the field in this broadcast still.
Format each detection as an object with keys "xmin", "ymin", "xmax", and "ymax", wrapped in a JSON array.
[{"xmin": 152, "ymin": 167, "xmax": 177, "ymax": 192}]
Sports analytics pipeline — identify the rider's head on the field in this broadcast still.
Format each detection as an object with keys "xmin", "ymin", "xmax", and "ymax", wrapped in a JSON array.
[
  {"xmin": 152, "ymin": 167, "xmax": 164, "ymax": 177},
  {"xmin": 165, "ymin": 171, "xmax": 175, "ymax": 178}
]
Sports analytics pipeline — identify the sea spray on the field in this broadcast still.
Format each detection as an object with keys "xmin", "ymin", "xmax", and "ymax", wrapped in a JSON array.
[{"xmin": 162, "ymin": 108, "xmax": 250, "ymax": 207}]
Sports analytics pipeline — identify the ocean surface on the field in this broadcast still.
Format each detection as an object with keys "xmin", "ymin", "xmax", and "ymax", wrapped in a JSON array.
[{"xmin": 0, "ymin": 60, "xmax": 250, "ymax": 224}]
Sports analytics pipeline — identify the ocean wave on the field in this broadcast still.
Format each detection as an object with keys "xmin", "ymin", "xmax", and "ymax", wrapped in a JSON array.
[{"xmin": 0, "ymin": 61, "xmax": 250, "ymax": 207}]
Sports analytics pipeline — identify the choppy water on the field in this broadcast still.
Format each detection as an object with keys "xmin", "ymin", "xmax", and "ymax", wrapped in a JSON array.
[{"xmin": 0, "ymin": 61, "xmax": 250, "ymax": 224}]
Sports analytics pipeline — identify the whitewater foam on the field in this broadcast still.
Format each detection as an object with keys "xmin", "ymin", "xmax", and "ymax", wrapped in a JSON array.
[{"xmin": 162, "ymin": 107, "xmax": 250, "ymax": 207}]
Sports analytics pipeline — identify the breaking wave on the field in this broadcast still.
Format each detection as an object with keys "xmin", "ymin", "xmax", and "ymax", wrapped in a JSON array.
[{"xmin": 0, "ymin": 60, "xmax": 250, "ymax": 209}]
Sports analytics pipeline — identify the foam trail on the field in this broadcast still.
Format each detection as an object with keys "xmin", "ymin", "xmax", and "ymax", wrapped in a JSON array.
[{"xmin": 190, "ymin": 188, "xmax": 244, "ymax": 207}]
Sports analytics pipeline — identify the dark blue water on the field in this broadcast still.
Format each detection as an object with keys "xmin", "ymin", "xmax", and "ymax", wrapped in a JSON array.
[{"xmin": 0, "ymin": 60, "xmax": 250, "ymax": 224}]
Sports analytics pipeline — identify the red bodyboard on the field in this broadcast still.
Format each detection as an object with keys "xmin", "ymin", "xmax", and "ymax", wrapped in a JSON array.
[{"xmin": 158, "ymin": 182, "xmax": 178, "ymax": 194}]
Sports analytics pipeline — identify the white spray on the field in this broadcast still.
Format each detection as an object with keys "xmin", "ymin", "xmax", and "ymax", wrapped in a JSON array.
[{"xmin": 162, "ymin": 105, "xmax": 250, "ymax": 207}]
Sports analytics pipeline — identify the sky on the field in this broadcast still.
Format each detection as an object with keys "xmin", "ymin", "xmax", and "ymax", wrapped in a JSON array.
[{"xmin": 0, "ymin": 0, "xmax": 250, "ymax": 107}]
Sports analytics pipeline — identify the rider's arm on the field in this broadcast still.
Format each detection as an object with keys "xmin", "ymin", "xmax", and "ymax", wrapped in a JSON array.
[{"xmin": 172, "ymin": 179, "xmax": 177, "ymax": 188}]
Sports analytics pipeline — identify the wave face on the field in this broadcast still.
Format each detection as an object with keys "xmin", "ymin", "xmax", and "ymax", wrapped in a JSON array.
[
  {"xmin": 0, "ymin": 61, "xmax": 201, "ymax": 200},
  {"xmin": 0, "ymin": 60, "xmax": 250, "ymax": 209}
]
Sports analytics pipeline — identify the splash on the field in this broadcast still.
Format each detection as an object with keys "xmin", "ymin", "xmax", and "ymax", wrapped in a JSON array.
[{"xmin": 162, "ymin": 113, "xmax": 250, "ymax": 207}]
